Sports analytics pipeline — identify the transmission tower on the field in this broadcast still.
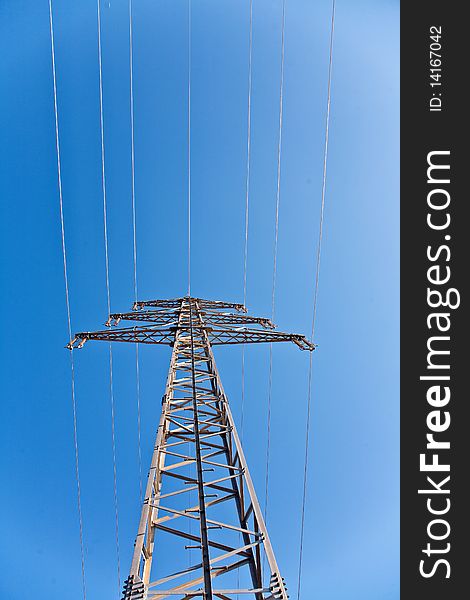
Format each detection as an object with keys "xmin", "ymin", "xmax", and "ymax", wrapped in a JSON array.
[{"xmin": 68, "ymin": 296, "xmax": 314, "ymax": 600}]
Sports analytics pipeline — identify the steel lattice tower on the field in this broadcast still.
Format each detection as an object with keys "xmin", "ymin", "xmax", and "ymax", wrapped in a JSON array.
[{"xmin": 69, "ymin": 296, "xmax": 314, "ymax": 600}]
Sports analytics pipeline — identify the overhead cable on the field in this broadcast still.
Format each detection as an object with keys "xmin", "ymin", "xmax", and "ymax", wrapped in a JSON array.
[
  {"xmin": 241, "ymin": 0, "xmax": 253, "ymax": 445},
  {"xmin": 265, "ymin": 0, "xmax": 286, "ymax": 530},
  {"xmin": 297, "ymin": 1, "xmax": 336, "ymax": 598},
  {"xmin": 48, "ymin": 1, "xmax": 87, "ymax": 597},
  {"xmin": 128, "ymin": 0, "xmax": 143, "ymax": 504},
  {"xmin": 96, "ymin": 0, "xmax": 121, "ymax": 592},
  {"xmin": 187, "ymin": 0, "xmax": 192, "ymax": 296}
]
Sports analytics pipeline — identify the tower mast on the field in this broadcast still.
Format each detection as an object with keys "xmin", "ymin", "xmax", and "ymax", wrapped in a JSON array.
[{"xmin": 69, "ymin": 296, "xmax": 314, "ymax": 599}]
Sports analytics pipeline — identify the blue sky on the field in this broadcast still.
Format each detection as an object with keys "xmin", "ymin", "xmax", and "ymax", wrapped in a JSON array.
[{"xmin": 0, "ymin": 1, "xmax": 399, "ymax": 599}]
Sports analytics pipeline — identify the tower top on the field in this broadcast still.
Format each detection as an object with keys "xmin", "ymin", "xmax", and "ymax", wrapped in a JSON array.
[{"xmin": 133, "ymin": 296, "xmax": 247, "ymax": 313}]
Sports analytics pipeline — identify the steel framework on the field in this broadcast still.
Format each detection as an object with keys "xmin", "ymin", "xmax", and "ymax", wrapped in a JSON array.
[{"xmin": 69, "ymin": 297, "xmax": 314, "ymax": 599}]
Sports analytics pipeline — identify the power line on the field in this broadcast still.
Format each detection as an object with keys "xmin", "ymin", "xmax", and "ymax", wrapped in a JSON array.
[
  {"xmin": 297, "ymin": 1, "xmax": 336, "ymax": 598},
  {"xmin": 107, "ymin": 348, "xmax": 120, "ymax": 590},
  {"xmin": 48, "ymin": 1, "xmax": 87, "ymax": 597},
  {"xmin": 129, "ymin": 0, "xmax": 138, "ymax": 305},
  {"xmin": 242, "ymin": 0, "xmax": 253, "ymax": 311},
  {"xmin": 265, "ymin": 0, "xmax": 286, "ymax": 527},
  {"xmin": 96, "ymin": 0, "xmax": 121, "ymax": 592},
  {"xmin": 239, "ymin": 4, "xmax": 253, "ymax": 595},
  {"xmin": 311, "ymin": 2, "xmax": 335, "ymax": 340},
  {"xmin": 128, "ymin": 0, "xmax": 143, "ymax": 504},
  {"xmin": 187, "ymin": 0, "xmax": 192, "ymax": 297},
  {"xmin": 240, "ymin": 0, "xmax": 253, "ymax": 446},
  {"xmin": 97, "ymin": 0, "xmax": 111, "ymax": 317}
]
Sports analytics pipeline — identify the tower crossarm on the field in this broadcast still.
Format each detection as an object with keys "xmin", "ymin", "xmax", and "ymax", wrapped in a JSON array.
[
  {"xmin": 67, "ymin": 325, "xmax": 177, "ymax": 348},
  {"xmin": 201, "ymin": 310, "xmax": 274, "ymax": 329},
  {"xmin": 107, "ymin": 310, "xmax": 179, "ymax": 328},
  {"xmin": 206, "ymin": 326, "xmax": 314, "ymax": 350},
  {"xmin": 107, "ymin": 309, "xmax": 274, "ymax": 329},
  {"xmin": 133, "ymin": 297, "xmax": 247, "ymax": 312},
  {"xmin": 67, "ymin": 324, "xmax": 314, "ymax": 351}
]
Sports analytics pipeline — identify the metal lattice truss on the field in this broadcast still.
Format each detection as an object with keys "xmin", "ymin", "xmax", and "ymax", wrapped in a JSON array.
[
  {"xmin": 67, "ymin": 297, "xmax": 314, "ymax": 351},
  {"xmin": 133, "ymin": 298, "xmax": 247, "ymax": 313},
  {"xmin": 69, "ymin": 297, "xmax": 314, "ymax": 599},
  {"xmin": 106, "ymin": 309, "xmax": 274, "ymax": 330}
]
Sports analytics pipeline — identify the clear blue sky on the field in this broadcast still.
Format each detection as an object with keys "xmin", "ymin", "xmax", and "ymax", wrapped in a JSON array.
[{"xmin": 0, "ymin": 1, "xmax": 399, "ymax": 599}]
